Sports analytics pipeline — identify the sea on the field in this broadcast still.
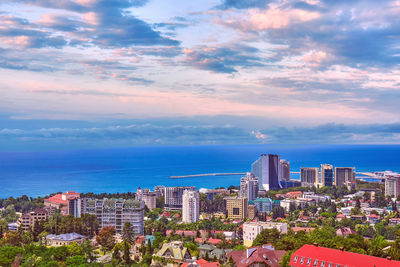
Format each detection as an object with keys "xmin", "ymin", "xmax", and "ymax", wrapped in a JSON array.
[{"xmin": 0, "ymin": 144, "xmax": 399, "ymax": 198}]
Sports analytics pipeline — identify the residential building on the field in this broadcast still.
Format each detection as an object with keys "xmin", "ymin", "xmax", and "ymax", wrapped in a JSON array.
[
  {"xmin": 45, "ymin": 233, "xmax": 86, "ymax": 246},
  {"xmin": 335, "ymin": 167, "xmax": 356, "ymax": 186},
  {"xmin": 243, "ymin": 221, "xmax": 288, "ymax": 247},
  {"xmin": 203, "ymin": 188, "xmax": 230, "ymax": 200},
  {"xmin": 248, "ymin": 204, "xmax": 256, "ymax": 220},
  {"xmin": 182, "ymin": 190, "xmax": 199, "ymax": 223},
  {"xmin": 300, "ymin": 167, "xmax": 319, "ymax": 187},
  {"xmin": 44, "ymin": 191, "xmax": 81, "ymax": 217},
  {"xmin": 252, "ymin": 198, "xmax": 273, "ymax": 214},
  {"xmin": 17, "ymin": 208, "xmax": 49, "ymax": 231},
  {"xmin": 290, "ymin": 244, "xmax": 400, "ymax": 267},
  {"xmin": 7, "ymin": 222, "xmax": 18, "ymax": 231},
  {"xmin": 82, "ymin": 198, "xmax": 144, "ymax": 234},
  {"xmin": 227, "ymin": 246, "xmax": 286, "ymax": 267},
  {"xmin": 153, "ymin": 185, "xmax": 165, "ymax": 197},
  {"xmin": 302, "ymin": 192, "xmax": 331, "ymax": 203},
  {"xmin": 320, "ymin": 164, "xmax": 333, "ymax": 187},
  {"xmin": 385, "ymin": 176, "xmax": 400, "ymax": 197},
  {"xmin": 280, "ymin": 199, "xmax": 292, "ymax": 212},
  {"xmin": 136, "ymin": 188, "xmax": 157, "ymax": 210},
  {"xmin": 251, "ymin": 154, "xmax": 282, "ymax": 191},
  {"xmin": 181, "ymin": 259, "xmax": 220, "ymax": 267},
  {"xmin": 280, "ymin": 159, "xmax": 291, "ymax": 181},
  {"xmin": 155, "ymin": 241, "xmax": 192, "ymax": 263},
  {"xmin": 239, "ymin": 172, "xmax": 259, "ymax": 201},
  {"xmin": 336, "ymin": 227, "xmax": 356, "ymax": 237},
  {"xmin": 164, "ymin": 186, "xmax": 196, "ymax": 210},
  {"xmin": 225, "ymin": 196, "xmax": 248, "ymax": 220},
  {"xmin": 198, "ymin": 244, "xmax": 226, "ymax": 261}
]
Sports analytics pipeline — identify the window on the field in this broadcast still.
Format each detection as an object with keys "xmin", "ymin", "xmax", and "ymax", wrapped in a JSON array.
[
  {"xmin": 233, "ymin": 208, "xmax": 240, "ymax": 215},
  {"xmin": 300, "ymin": 257, "xmax": 305, "ymax": 264},
  {"xmin": 307, "ymin": 258, "xmax": 312, "ymax": 265},
  {"xmin": 336, "ymin": 265, "xmax": 340, "ymax": 267},
  {"xmin": 293, "ymin": 256, "xmax": 298, "ymax": 263},
  {"xmin": 328, "ymin": 263, "xmax": 333, "ymax": 267},
  {"xmin": 313, "ymin": 260, "xmax": 319, "ymax": 267},
  {"xmin": 321, "ymin": 261, "xmax": 325, "ymax": 267}
]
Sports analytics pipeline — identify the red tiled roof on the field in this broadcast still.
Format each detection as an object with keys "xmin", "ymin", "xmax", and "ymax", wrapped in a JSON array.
[
  {"xmin": 207, "ymin": 238, "xmax": 222, "ymax": 245},
  {"xmin": 290, "ymin": 244, "xmax": 400, "ymax": 267},
  {"xmin": 181, "ymin": 259, "xmax": 220, "ymax": 267},
  {"xmin": 369, "ymin": 214, "xmax": 380, "ymax": 218},
  {"xmin": 45, "ymin": 194, "xmax": 67, "ymax": 205},
  {"xmin": 291, "ymin": 227, "xmax": 315, "ymax": 233},
  {"xmin": 227, "ymin": 246, "xmax": 285, "ymax": 267}
]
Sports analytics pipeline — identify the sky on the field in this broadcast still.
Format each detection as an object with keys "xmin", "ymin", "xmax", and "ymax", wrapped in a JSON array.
[{"xmin": 0, "ymin": 0, "xmax": 399, "ymax": 150}]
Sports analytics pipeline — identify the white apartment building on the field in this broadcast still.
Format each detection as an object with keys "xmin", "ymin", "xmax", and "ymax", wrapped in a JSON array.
[
  {"xmin": 182, "ymin": 190, "xmax": 199, "ymax": 223},
  {"xmin": 243, "ymin": 221, "xmax": 288, "ymax": 247}
]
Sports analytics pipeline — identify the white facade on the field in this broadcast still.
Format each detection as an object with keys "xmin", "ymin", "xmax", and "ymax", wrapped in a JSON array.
[
  {"xmin": 243, "ymin": 221, "xmax": 288, "ymax": 247},
  {"xmin": 239, "ymin": 172, "xmax": 259, "ymax": 201},
  {"xmin": 182, "ymin": 190, "xmax": 199, "ymax": 223},
  {"xmin": 385, "ymin": 176, "xmax": 400, "ymax": 197}
]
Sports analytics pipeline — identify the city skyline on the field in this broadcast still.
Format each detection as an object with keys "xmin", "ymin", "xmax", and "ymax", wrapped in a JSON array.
[{"xmin": 0, "ymin": 0, "xmax": 400, "ymax": 150}]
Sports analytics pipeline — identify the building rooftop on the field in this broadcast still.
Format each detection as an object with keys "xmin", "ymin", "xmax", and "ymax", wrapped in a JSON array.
[
  {"xmin": 46, "ymin": 233, "xmax": 85, "ymax": 241},
  {"xmin": 290, "ymin": 244, "xmax": 400, "ymax": 267}
]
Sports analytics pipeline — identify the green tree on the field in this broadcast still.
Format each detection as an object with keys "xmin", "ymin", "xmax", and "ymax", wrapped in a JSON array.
[
  {"xmin": 122, "ymin": 222, "xmax": 134, "ymax": 244},
  {"xmin": 123, "ymin": 241, "xmax": 131, "ymax": 264},
  {"xmin": 65, "ymin": 255, "xmax": 87, "ymax": 266},
  {"xmin": 252, "ymin": 228, "xmax": 281, "ymax": 246}
]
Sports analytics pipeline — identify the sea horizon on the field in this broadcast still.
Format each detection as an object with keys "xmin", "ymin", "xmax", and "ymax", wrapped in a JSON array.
[{"xmin": 0, "ymin": 144, "xmax": 399, "ymax": 199}]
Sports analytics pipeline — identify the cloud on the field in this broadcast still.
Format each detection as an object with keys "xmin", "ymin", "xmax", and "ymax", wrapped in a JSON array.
[
  {"xmin": 182, "ymin": 44, "xmax": 263, "ymax": 73},
  {"xmin": 216, "ymin": 0, "xmax": 271, "ymax": 10},
  {"xmin": 0, "ymin": 124, "xmax": 257, "ymax": 147},
  {"xmin": 256, "ymin": 123, "xmax": 400, "ymax": 144},
  {"xmin": 12, "ymin": 0, "xmax": 179, "ymax": 48}
]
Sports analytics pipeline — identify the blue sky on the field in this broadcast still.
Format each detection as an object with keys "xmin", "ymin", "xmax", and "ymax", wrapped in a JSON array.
[{"xmin": 0, "ymin": 0, "xmax": 399, "ymax": 150}]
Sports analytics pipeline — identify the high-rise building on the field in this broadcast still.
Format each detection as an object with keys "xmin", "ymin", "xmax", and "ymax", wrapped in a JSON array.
[
  {"xmin": 239, "ymin": 172, "xmax": 259, "ymax": 201},
  {"xmin": 252, "ymin": 198, "xmax": 273, "ymax": 214},
  {"xmin": 164, "ymin": 186, "xmax": 196, "ymax": 210},
  {"xmin": 136, "ymin": 188, "xmax": 157, "ymax": 210},
  {"xmin": 335, "ymin": 167, "xmax": 356, "ymax": 186},
  {"xmin": 44, "ymin": 191, "xmax": 81, "ymax": 217},
  {"xmin": 251, "ymin": 154, "xmax": 282, "ymax": 191},
  {"xmin": 82, "ymin": 198, "xmax": 144, "ymax": 234},
  {"xmin": 280, "ymin": 160, "xmax": 291, "ymax": 181},
  {"xmin": 300, "ymin": 167, "xmax": 319, "ymax": 187},
  {"xmin": 243, "ymin": 221, "xmax": 288, "ymax": 247},
  {"xmin": 17, "ymin": 208, "xmax": 49, "ymax": 232},
  {"xmin": 385, "ymin": 176, "xmax": 400, "ymax": 197},
  {"xmin": 225, "ymin": 196, "xmax": 248, "ymax": 220},
  {"xmin": 182, "ymin": 190, "xmax": 199, "ymax": 223},
  {"xmin": 320, "ymin": 164, "xmax": 333, "ymax": 187},
  {"xmin": 154, "ymin": 185, "xmax": 166, "ymax": 198}
]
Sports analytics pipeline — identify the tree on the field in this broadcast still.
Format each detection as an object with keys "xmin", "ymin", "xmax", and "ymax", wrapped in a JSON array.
[
  {"xmin": 5, "ymin": 231, "xmax": 22, "ymax": 246},
  {"xmin": 96, "ymin": 226, "xmax": 116, "ymax": 252},
  {"xmin": 122, "ymin": 222, "xmax": 134, "ymax": 244},
  {"xmin": 112, "ymin": 244, "xmax": 121, "ymax": 262},
  {"xmin": 123, "ymin": 241, "xmax": 131, "ymax": 264},
  {"xmin": 65, "ymin": 255, "xmax": 87, "ymax": 266},
  {"xmin": 0, "ymin": 246, "xmax": 23, "ymax": 266},
  {"xmin": 81, "ymin": 240, "xmax": 96, "ymax": 263},
  {"xmin": 252, "ymin": 228, "xmax": 280, "ymax": 246}
]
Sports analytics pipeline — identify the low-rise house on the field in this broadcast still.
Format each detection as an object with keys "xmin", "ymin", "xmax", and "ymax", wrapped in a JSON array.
[
  {"xmin": 302, "ymin": 192, "xmax": 331, "ymax": 203},
  {"xmin": 290, "ymin": 244, "xmax": 400, "ymax": 267},
  {"xmin": 45, "ymin": 233, "xmax": 86, "ymax": 246},
  {"xmin": 340, "ymin": 207, "xmax": 353, "ymax": 216},
  {"xmin": 155, "ymin": 241, "xmax": 192, "ymax": 263},
  {"xmin": 389, "ymin": 218, "xmax": 400, "ymax": 226},
  {"xmin": 336, "ymin": 227, "xmax": 356, "ymax": 237},
  {"xmin": 291, "ymin": 227, "xmax": 315, "ymax": 234},
  {"xmin": 166, "ymin": 230, "xmax": 197, "ymax": 238},
  {"xmin": 367, "ymin": 214, "xmax": 381, "ymax": 224},
  {"xmin": 361, "ymin": 207, "xmax": 385, "ymax": 215},
  {"xmin": 198, "ymin": 244, "xmax": 226, "ymax": 261},
  {"xmin": 181, "ymin": 259, "xmax": 220, "ymax": 267},
  {"xmin": 336, "ymin": 213, "xmax": 346, "ymax": 221},
  {"xmin": 227, "ymin": 246, "xmax": 285, "ymax": 267},
  {"xmin": 7, "ymin": 223, "xmax": 18, "ymax": 231},
  {"xmin": 350, "ymin": 215, "xmax": 365, "ymax": 221}
]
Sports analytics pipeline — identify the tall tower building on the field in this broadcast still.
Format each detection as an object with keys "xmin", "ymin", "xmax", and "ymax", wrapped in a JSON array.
[
  {"xmin": 280, "ymin": 160, "xmax": 291, "ymax": 181},
  {"xmin": 334, "ymin": 167, "xmax": 356, "ymax": 186},
  {"xmin": 320, "ymin": 164, "xmax": 333, "ymax": 187},
  {"xmin": 251, "ymin": 154, "xmax": 282, "ymax": 191},
  {"xmin": 300, "ymin": 167, "xmax": 319, "ymax": 187},
  {"xmin": 239, "ymin": 172, "xmax": 259, "ymax": 201},
  {"xmin": 385, "ymin": 176, "xmax": 400, "ymax": 197},
  {"xmin": 164, "ymin": 186, "xmax": 196, "ymax": 210},
  {"xmin": 225, "ymin": 196, "xmax": 248, "ymax": 220},
  {"xmin": 182, "ymin": 190, "xmax": 199, "ymax": 223}
]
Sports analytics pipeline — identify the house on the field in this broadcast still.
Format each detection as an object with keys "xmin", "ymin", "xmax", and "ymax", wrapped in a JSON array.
[
  {"xmin": 291, "ymin": 227, "xmax": 315, "ymax": 234},
  {"xmin": 7, "ymin": 222, "xmax": 18, "ymax": 231},
  {"xmin": 389, "ymin": 218, "xmax": 400, "ymax": 226},
  {"xmin": 367, "ymin": 214, "xmax": 381, "ymax": 224},
  {"xmin": 336, "ymin": 227, "xmax": 356, "ymax": 237},
  {"xmin": 166, "ymin": 230, "xmax": 197, "ymax": 238},
  {"xmin": 155, "ymin": 241, "xmax": 192, "ymax": 263},
  {"xmin": 181, "ymin": 259, "xmax": 220, "ymax": 267},
  {"xmin": 290, "ymin": 244, "xmax": 400, "ymax": 267},
  {"xmin": 227, "ymin": 246, "xmax": 285, "ymax": 267},
  {"xmin": 45, "ymin": 233, "xmax": 86, "ymax": 246},
  {"xmin": 198, "ymin": 244, "xmax": 226, "ymax": 261}
]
